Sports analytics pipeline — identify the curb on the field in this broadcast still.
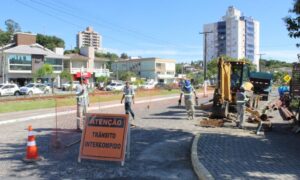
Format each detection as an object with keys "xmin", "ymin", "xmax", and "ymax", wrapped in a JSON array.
[{"xmin": 191, "ymin": 133, "xmax": 214, "ymax": 180}]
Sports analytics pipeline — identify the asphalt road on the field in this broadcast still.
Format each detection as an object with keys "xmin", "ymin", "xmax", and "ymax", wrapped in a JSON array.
[{"xmin": 0, "ymin": 93, "xmax": 212, "ymax": 179}]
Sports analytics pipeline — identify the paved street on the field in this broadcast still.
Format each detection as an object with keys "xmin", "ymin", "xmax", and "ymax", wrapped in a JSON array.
[
  {"xmin": 1, "ymin": 92, "xmax": 300, "ymax": 179},
  {"xmin": 0, "ymin": 93, "xmax": 211, "ymax": 179}
]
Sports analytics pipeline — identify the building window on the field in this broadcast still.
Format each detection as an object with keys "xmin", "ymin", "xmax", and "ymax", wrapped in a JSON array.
[
  {"xmin": 45, "ymin": 58, "xmax": 63, "ymax": 71},
  {"xmin": 8, "ymin": 54, "xmax": 32, "ymax": 71},
  {"xmin": 10, "ymin": 65, "xmax": 32, "ymax": 71},
  {"xmin": 45, "ymin": 58, "xmax": 62, "ymax": 65},
  {"xmin": 9, "ymin": 54, "xmax": 31, "ymax": 64},
  {"xmin": 72, "ymin": 61, "xmax": 87, "ymax": 68}
]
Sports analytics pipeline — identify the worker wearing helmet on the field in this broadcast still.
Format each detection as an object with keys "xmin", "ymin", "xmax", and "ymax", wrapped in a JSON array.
[
  {"xmin": 236, "ymin": 86, "xmax": 249, "ymax": 128},
  {"xmin": 179, "ymin": 79, "xmax": 198, "ymax": 120},
  {"xmin": 76, "ymin": 78, "xmax": 89, "ymax": 131}
]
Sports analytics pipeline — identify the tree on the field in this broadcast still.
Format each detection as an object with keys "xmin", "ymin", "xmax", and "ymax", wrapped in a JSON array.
[
  {"xmin": 0, "ymin": 31, "xmax": 11, "ymax": 46},
  {"xmin": 133, "ymin": 78, "xmax": 145, "ymax": 86},
  {"xmin": 176, "ymin": 63, "xmax": 183, "ymax": 74},
  {"xmin": 36, "ymin": 34, "xmax": 65, "ymax": 50},
  {"xmin": 284, "ymin": 0, "xmax": 300, "ymax": 47},
  {"xmin": 60, "ymin": 70, "xmax": 72, "ymax": 82},
  {"xmin": 5, "ymin": 19, "xmax": 21, "ymax": 33},
  {"xmin": 96, "ymin": 76, "xmax": 108, "ymax": 83},
  {"xmin": 95, "ymin": 52, "xmax": 119, "ymax": 70},
  {"xmin": 207, "ymin": 58, "xmax": 218, "ymax": 79},
  {"xmin": 273, "ymin": 71, "xmax": 286, "ymax": 84},
  {"xmin": 64, "ymin": 48, "xmax": 80, "ymax": 54},
  {"xmin": 120, "ymin": 53, "xmax": 129, "ymax": 59},
  {"xmin": 119, "ymin": 71, "xmax": 136, "ymax": 81},
  {"xmin": 95, "ymin": 52, "xmax": 119, "ymax": 60},
  {"xmin": 34, "ymin": 64, "xmax": 54, "ymax": 93},
  {"xmin": 0, "ymin": 19, "xmax": 21, "ymax": 45}
]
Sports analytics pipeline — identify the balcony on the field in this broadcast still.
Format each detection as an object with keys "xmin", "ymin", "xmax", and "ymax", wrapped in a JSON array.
[{"xmin": 156, "ymin": 72, "xmax": 175, "ymax": 79}]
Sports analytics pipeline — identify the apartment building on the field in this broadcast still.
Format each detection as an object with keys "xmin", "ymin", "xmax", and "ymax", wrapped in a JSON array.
[
  {"xmin": 203, "ymin": 6, "xmax": 260, "ymax": 70},
  {"xmin": 0, "ymin": 33, "xmax": 69, "ymax": 86},
  {"xmin": 77, "ymin": 26, "xmax": 102, "ymax": 50},
  {"xmin": 64, "ymin": 47, "xmax": 110, "ymax": 86},
  {"xmin": 111, "ymin": 57, "xmax": 176, "ymax": 83}
]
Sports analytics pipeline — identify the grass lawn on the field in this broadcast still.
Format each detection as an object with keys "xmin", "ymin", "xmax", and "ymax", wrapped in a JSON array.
[{"xmin": 0, "ymin": 89, "xmax": 182, "ymax": 114}]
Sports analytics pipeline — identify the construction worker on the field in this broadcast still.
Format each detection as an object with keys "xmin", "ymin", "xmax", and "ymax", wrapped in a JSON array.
[
  {"xmin": 231, "ymin": 69, "xmax": 240, "ymax": 87},
  {"xmin": 121, "ymin": 81, "xmax": 135, "ymax": 120},
  {"xmin": 76, "ymin": 78, "xmax": 88, "ymax": 131},
  {"xmin": 179, "ymin": 79, "xmax": 198, "ymax": 120},
  {"xmin": 236, "ymin": 87, "xmax": 247, "ymax": 129}
]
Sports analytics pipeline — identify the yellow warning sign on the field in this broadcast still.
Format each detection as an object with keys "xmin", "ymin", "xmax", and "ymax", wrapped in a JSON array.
[{"xmin": 283, "ymin": 75, "xmax": 291, "ymax": 83}]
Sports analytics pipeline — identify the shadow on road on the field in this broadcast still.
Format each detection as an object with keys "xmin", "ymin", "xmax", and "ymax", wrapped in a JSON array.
[{"xmin": 0, "ymin": 126, "xmax": 198, "ymax": 179}]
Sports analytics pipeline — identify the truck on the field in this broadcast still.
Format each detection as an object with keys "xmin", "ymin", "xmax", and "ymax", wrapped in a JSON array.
[{"xmin": 249, "ymin": 72, "xmax": 273, "ymax": 101}]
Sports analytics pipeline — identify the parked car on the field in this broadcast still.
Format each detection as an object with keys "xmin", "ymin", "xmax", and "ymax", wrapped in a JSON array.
[
  {"xmin": 106, "ymin": 83, "xmax": 124, "ymax": 91},
  {"xmin": 19, "ymin": 83, "xmax": 51, "ymax": 95},
  {"xmin": 61, "ymin": 81, "xmax": 80, "ymax": 91},
  {"xmin": 0, "ymin": 83, "xmax": 20, "ymax": 96},
  {"xmin": 141, "ymin": 81, "xmax": 157, "ymax": 89}
]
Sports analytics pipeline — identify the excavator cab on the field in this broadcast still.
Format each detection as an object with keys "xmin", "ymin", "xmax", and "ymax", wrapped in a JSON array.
[
  {"xmin": 230, "ymin": 62, "xmax": 250, "ymax": 90},
  {"xmin": 211, "ymin": 58, "xmax": 251, "ymax": 118}
]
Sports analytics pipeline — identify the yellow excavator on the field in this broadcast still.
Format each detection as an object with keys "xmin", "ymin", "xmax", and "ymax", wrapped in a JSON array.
[{"xmin": 210, "ymin": 57, "xmax": 253, "ymax": 118}]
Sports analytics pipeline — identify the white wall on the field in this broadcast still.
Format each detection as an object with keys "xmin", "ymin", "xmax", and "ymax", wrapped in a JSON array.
[{"xmin": 253, "ymin": 20, "xmax": 260, "ymax": 71}]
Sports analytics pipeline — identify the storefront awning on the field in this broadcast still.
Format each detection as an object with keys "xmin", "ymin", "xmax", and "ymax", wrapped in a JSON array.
[{"xmin": 75, "ymin": 72, "xmax": 92, "ymax": 78}]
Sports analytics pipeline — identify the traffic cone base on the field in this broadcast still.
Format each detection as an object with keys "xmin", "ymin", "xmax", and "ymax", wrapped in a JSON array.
[{"xmin": 23, "ymin": 156, "xmax": 43, "ymax": 163}]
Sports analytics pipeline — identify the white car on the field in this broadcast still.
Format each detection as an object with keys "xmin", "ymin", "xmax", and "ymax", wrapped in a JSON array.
[
  {"xmin": 106, "ymin": 83, "xmax": 124, "ymax": 91},
  {"xmin": 0, "ymin": 83, "xmax": 20, "ymax": 96},
  {"xmin": 61, "ymin": 81, "xmax": 79, "ymax": 91},
  {"xmin": 20, "ymin": 83, "xmax": 51, "ymax": 95},
  {"xmin": 141, "ymin": 81, "xmax": 157, "ymax": 89}
]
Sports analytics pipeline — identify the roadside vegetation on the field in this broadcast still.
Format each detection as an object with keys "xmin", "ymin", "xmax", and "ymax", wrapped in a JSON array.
[{"xmin": 0, "ymin": 89, "xmax": 184, "ymax": 113}]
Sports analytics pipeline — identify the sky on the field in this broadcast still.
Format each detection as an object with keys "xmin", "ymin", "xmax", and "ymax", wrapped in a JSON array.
[{"xmin": 0, "ymin": 0, "xmax": 299, "ymax": 63}]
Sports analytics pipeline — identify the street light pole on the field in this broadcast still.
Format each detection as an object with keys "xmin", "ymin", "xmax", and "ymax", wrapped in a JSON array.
[
  {"xmin": 1, "ymin": 47, "xmax": 4, "ymax": 84},
  {"xmin": 257, "ymin": 53, "xmax": 265, "ymax": 72},
  {"xmin": 199, "ymin": 31, "xmax": 213, "ymax": 97}
]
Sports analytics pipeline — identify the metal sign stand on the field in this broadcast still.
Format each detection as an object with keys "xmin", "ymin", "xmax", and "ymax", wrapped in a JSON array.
[
  {"xmin": 294, "ymin": 98, "xmax": 300, "ymax": 133},
  {"xmin": 121, "ymin": 116, "xmax": 131, "ymax": 166}
]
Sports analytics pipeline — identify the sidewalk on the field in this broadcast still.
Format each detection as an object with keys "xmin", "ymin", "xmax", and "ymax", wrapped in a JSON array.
[{"xmin": 193, "ymin": 95, "xmax": 300, "ymax": 180}]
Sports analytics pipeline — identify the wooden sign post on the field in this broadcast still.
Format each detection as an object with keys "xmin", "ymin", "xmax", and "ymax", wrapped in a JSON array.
[{"xmin": 78, "ymin": 113, "xmax": 129, "ymax": 165}]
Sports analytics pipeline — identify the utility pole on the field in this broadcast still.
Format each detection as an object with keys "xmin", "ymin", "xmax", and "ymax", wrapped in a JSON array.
[
  {"xmin": 199, "ymin": 31, "xmax": 213, "ymax": 97},
  {"xmin": 1, "ymin": 46, "xmax": 4, "ymax": 84},
  {"xmin": 257, "ymin": 53, "xmax": 265, "ymax": 72},
  {"xmin": 116, "ymin": 60, "xmax": 119, "ymax": 81}
]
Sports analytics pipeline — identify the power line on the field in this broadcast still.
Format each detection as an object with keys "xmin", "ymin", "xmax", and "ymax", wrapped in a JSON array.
[
  {"xmin": 15, "ymin": 0, "xmax": 143, "ymax": 49},
  {"xmin": 29, "ymin": 0, "xmax": 186, "ymax": 49}
]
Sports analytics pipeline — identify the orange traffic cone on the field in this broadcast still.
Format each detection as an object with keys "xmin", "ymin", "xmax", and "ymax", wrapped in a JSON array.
[{"xmin": 23, "ymin": 125, "xmax": 42, "ymax": 162}]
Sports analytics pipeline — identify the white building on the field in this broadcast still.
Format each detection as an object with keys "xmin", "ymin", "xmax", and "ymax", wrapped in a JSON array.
[
  {"xmin": 203, "ymin": 6, "xmax": 260, "ymax": 70},
  {"xmin": 77, "ymin": 26, "xmax": 102, "ymax": 50},
  {"xmin": 111, "ymin": 57, "xmax": 176, "ymax": 84},
  {"xmin": 65, "ymin": 47, "xmax": 110, "ymax": 86},
  {"xmin": 0, "ymin": 33, "xmax": 69, "ymax": 87}
]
